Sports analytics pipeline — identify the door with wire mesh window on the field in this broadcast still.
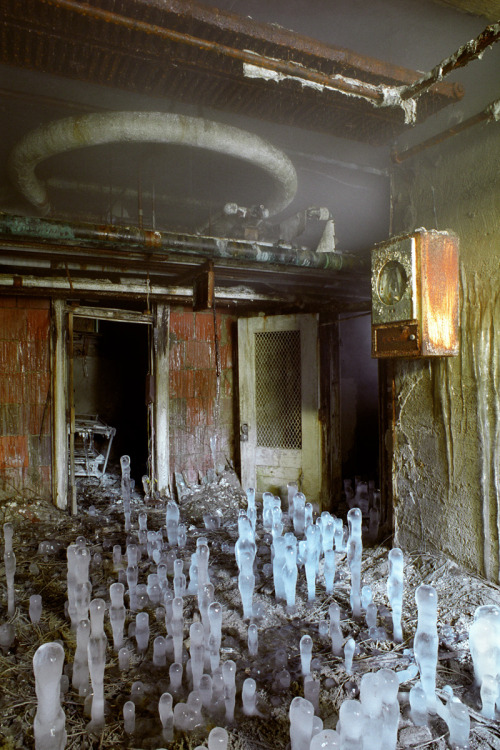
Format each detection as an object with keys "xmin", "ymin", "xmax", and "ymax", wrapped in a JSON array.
[{"xmin": 238, "ymin": 314, "xmax": 321, "ymax": 503}]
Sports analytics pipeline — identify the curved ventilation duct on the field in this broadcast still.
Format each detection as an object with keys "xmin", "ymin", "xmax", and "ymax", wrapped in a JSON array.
[{"xmin": 8, "ymin": 112, "xmax": 298, "ymax": 218}]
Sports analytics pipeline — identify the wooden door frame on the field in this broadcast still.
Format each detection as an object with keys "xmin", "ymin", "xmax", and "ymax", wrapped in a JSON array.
[
  {"xmin": 238, "ymin": 313, "xmax": 322, "ymax": 506},
  {"xmin": 51, "ymin": 300, "xmax": 171, "ymax": 511}
]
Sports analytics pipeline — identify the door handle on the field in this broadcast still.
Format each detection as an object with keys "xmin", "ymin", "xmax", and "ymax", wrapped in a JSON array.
[{"xmin": 240, "ymin": 423, "xmax": 249, "ymax": 442}]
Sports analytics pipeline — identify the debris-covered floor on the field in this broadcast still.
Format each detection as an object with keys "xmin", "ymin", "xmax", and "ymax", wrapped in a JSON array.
[{"xmin": 1, "ymin": 469, "xmax": 500, "ymax": 749}]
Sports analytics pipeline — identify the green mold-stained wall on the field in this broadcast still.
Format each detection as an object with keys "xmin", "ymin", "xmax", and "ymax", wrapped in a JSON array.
[{"xmin": 390, "ymin": 122, "xmax": 500, "ymax": 580}]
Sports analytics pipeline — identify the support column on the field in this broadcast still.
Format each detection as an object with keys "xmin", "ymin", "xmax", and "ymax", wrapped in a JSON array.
[
  {"xmin": 153, "ymin": 303, "xmax": 170, "ymax": 497},
  {"xmin": 51, "ymin": 299, "xmax": 68, "ymax": 510}
]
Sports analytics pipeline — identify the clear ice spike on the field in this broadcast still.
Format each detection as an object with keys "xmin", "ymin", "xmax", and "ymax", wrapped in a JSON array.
[
  {"xmin": 347, "ymin": 508, "xmax": 362, "ymax": 618},
  {"xmin": 338, "ymin": 699, "xmax": 363, "ymax": 749},
  {"xmin": 208, "ymin": 727, "xmax": 229, "ymax": 750},
  {"xmin": 409, "ymin": 681, "xmax": 428, "ymax": 726},
  {"xmin": 344, "ymin": 637, "xmax": 355, "ymax": 675},
  {"xmin": 289, "ymin": 696, "xmax": 314, "ymax": 750},
  {"xmin": 33, "ymin": 642, "xmax": 67, "ymax": 750},
  {"xmin": 5, "ymin": 550, "xmax": 16, "ymax": 616},
  {"xmin": 29, "ymin": 594, "xmax": 42, "ymax": 625},
  {"xmin": 123, "ymin": 701, "xmax": 135, "ymax": 735},
  {"xmin": 300, "ymin": 634, "xmax": 313, "ymax": 676},
  {"xmin": 329, "ymin": 602, "xmax": 343, "ymax": 656},
  {"xmin": 309, "ymin": 729, "xmax": 341, "ymax": 748},
  {"xmin": 135, "ymin": 612, "xmax": 149, "ymax": 654},
  {"xmin": 414, "ymin": 584, "xmax": 439, "ymax": 712},
  {"xmin": 387, "ymin": 548, "xmax": 404, "ymax": 642}
]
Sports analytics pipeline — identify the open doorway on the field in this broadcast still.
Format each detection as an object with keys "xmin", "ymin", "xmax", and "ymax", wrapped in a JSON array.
[
  {"xmin": 339, "ymin": 312, "xmax": 379, "ymax": 486},
  {"xmin": 72, "ymin": 316, "xmax": 150, "ymax": 485}
]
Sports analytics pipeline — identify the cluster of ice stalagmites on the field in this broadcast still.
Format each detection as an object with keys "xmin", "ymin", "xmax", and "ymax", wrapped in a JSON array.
[{"xmin": 2, "ymin": 467, "xmax": 493, "ymax": 747}]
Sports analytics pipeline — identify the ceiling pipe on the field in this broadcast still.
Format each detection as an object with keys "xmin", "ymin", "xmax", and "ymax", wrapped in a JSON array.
[
  {"xmin": 34, "ymin": 0, "xmax": 388, "ymax": 105},
  {"xmin": 0, "ymin": 213, "xmax": 367, "ymax": 272},
  {"xmin": 8, "ymin": 112, "xmax": 298, "ymax": 217},
  {"xmin": 398, "ymin": 22, "xmax": 500, "ymax": 103},
  {"xmin": 392, "ymin": 99, "xmax": 500, "ymax": 163}
]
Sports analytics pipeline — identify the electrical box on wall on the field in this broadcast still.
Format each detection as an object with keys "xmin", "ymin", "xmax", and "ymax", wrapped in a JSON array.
[{"xmin": 371, "ymin": 229, "xmax": 459, "ymax": 358}]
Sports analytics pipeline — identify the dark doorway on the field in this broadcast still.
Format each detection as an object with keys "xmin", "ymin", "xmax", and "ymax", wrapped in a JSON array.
[
  {"xmin": 73, "ymin": 317, "xmax": 150, "ymax": 484},
  {"xmin": 339, "ymin": 312, "xmax": 379, "ymax": 486}
]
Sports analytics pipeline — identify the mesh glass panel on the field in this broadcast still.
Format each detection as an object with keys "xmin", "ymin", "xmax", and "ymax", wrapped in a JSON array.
[{"xmin": 254, "ymin": 330, "xmax": 302, "ymax": 449}]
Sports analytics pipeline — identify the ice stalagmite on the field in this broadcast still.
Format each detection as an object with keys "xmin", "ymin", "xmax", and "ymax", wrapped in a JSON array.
[
  {"xmin": 123, "ymin": 700, "xmax": 135, "ymax": 734},
  {"xmin": 273, "ymin": 536, "xmax": 287, "ymax": 600},
  {"xmin": 135, "ymin": 612, "xmax": 149, "ymax": 653},
  {"xmin": 109, "ymin": 582, "xmax": 126, "ymax": 651},
  {"xmin": 72, "ymin": 618, "xmax": 90, "ymax": 696},
  {"xmin": 436, "ymin": 687, "xmax": 470, "ymax": 748},
  {"xmin": 159, "ymin": 692, "xmax": 174, "ymax": 743},
  {"xmin": 2, "ymin": 526, "xmax": 15, "ymax": 629},
  {"xmin": 293, "ymin": 493, "xmax": 306, "ymax": 536},
  {"xmin": 338, "ymin": 699, "xmax": 363, "ymax": 749},
  {"xmin": 300, "ymin": 634, "xmax": 313, "ymax": 676},
  {"xmin": 208, "ymin": 601, "xmax": 223, "ymax": 656},
  {"xmin": 409, "ymin": 681, "xmax": 427, "ymax": 726},
  {"xmin": 238, "ymin": 569, "xmax": 255, "ymax": 619},
  {"xmin": 208, "ymin": 726, "xmax": 229, "ymax": 750},
  {"xmin": 242, "ymin": 677, "xmax": 258, "ymax": 716},
  {"xmin": 172, "ymin": 596, "xmax": 184, "ymax": 664},
  {"xmin": 329, "ymin": 602, "xmax": 343, "ymax": 656},
  {"xmin": 248, "ymin": 622, "xmax": 258, "ymax": 656},
  {"xmin": 387, "ymin": 548, "xmax": 404, "ymax": 642},
  {"xmin": 166, "ymin": 500, "xmax": 180, "ymax": 545},
  {"xmin": 287, "ymin": 482, "xmax": 298, "ymax": 519},
  {"xmin": 347, "ymin": 508, "xmax": 362, "ymax": 618},
  {"xmin": 222, "ymin": 659, "xmax": 236, "ymax": 723},
  {"xmin": 3, "ymin": 522, "xmax": 13, "ymax": 554},
  {"xmin": 4, "ymin": 523, "xmax": 15, "ymax": 616},
  {"xmin": 87, "ymin": 598, "xmax": 107, "ymax": 731},
  {"xmin": 153, "ymin": 635, "xmax": 167, "ymax": 667},
  {"xmin": 344, "ymin": 637, "xmax": 355, "ymax": 675},
  {"xmin": 283, "ymin": 543, "xmax": 298, "ymax": 613},
  {"xmin": 29, "ymin": 594, "xmax": 42, "ymax": 625},
  {"xmin": 33, "ymin": 642, "xmax": 67, "ymax": 750},
  {"xmin": 190, "ymin": 622, "xmax": 205, "ymax": 690},
  {"xmin": 359, "ymin": 672, "xmax": 383, "ymax": 750},
  {"xmin": 120, "ymin": 455, "xmax": 131, "ymax": 531},
  {"xmin": 414, "ymin": 584, "xmax": 438, "ymax": 712},
  {"xmin": 289, "ymin": 696, "xmax": 314, "ymax": 750},
  {"xmin": 379, "ymin": 668, "xmax": 399, "ymax": 749},
  {"xmin": 469, "ymin": 604, "xmax": 500, "ymax": 717},
  {"xmin": 304, "ymin": 524, "xmax": 321, "ymax": 602},
  {"xmin": 309, "ymin": 729, "xmax": 341, "ymax": 748}
]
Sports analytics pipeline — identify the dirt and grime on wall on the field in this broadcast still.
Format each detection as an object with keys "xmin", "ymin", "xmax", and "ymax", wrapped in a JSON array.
[{"xmin": 0, "ymin": 469, "xmax": 500, "ymax": 749}]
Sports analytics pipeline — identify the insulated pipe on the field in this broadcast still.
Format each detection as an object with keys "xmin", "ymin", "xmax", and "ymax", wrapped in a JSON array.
[
  {"xmin": 8, "ymin": 112, "xmax": 298, "ymax": 217},
  {"xmin": 0, "ymin": 214, "xmax": 368, "ymax": 272},
  {"xmin": 398, "ymin": 22, "xmax": 500, "ymax": 102}
]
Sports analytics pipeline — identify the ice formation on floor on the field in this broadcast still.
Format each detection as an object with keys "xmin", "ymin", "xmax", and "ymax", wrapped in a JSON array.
[{"xmin": 5, "ymin": 467, "xmax": 485, "ymax": 747}]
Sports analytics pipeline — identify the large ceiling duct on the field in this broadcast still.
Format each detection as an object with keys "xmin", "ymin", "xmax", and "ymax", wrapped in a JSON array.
[{"xmin": 8, "ymin": 112, "xmax": 298, "ymax": 218}]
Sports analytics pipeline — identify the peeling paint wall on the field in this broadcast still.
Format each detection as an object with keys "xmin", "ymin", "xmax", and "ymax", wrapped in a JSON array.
[
  {"xmin": 390, "ymin": 123, "xmax": 500, "ymax": 579},
  {"xmin": 169, "ymin": 308, "xmax": 236, "ymax": 485},
  {"xmin": 0, "ymin": 296, "xmax": 52, "ymax": 500}
]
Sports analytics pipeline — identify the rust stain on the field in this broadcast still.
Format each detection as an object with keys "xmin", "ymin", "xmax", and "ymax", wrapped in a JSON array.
[{"xmin": 420, "ymin": 232, "xmax": 459, "ymax": 356}]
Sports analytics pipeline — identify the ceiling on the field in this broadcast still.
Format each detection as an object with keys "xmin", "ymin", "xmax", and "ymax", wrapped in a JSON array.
[{"xmin": 0, "ymin": 0, "xmax": 498, "ymax": 310}]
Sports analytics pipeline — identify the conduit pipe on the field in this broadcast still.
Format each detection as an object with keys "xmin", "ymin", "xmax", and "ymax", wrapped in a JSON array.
[
  {"xmin": 398, "ymin": 22, "xmax": 500, "ymax": 102},
  {"xmin": 0, "ymin": 214, "xmax": 367, "ymax": 272},
  {"xmin": 392, "ymin": 99, "xmax": 500, "ymax": 163},
  {"xmin": 8, "ymin": 112, "xmax": 298, "ymax": 217}
]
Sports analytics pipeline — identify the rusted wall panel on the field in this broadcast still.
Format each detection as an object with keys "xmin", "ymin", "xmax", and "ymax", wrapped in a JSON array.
[
  {"xmin": 390, "ymin": 123, "xmax": 500, "ymax": 579},
  {"xmin": 0, "ymin": 295, "xmax": 52, "ymax": 500},
  {"xmin": 168, "ymin": 307, "xmax": 236, "ymax": 486}
]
